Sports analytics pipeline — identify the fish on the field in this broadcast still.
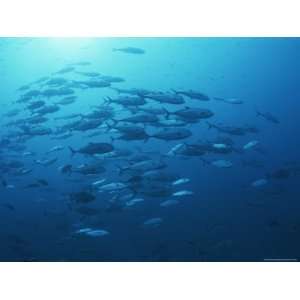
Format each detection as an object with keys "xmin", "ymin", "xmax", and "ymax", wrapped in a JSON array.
[
  {"xmin": 111, "ymin": 87, "xmax": 151, "ymax": 96},
  {"xmin": 99, "ymin": 75, "xmax": 125, "ymax": 83},
  {"xmin": 145, "ymin": 92, "xmax": 185, "ymax": 104},
  {"xmin": 21, "ymin": 125, "xmax": 52, "ymax": 136},
  {"xmin": 105, "ymin": 95, "xmax": 146, "ymax": 106},
  {"xmin": 46, "ymin": 146, "xmax": 64, "ymax": 154},
  {"xmin": 252, "ymin": 178, "xmax": 268, "ymax": 187},
  {"xmin": 35, "ymin": 157, "xmax": 58, "ymax": 166},
  {"xmin": 54, "ymin": 66, "xmax": 75, "ymax": 75},
  {"xmin": 141, "ymin": 170, "xmax": 177, "ymax": 182},
  {"xmin": 26, "ymin": 100, "xmax": 45, "ymax": 110},
  {"xmin": 243, "ymin": 140, "xmax": 259, "ymax": 150},
  {"xmin": 76, "ymin": 80, "xmax": 110, "ymax": 88},
  {"xmin": 166, "ymin": 107, "xmax": 214, "ymax": 121},
  {"xmin": 92, "ymin": 179, "xmax": 107, "ymax": 187},
  {"xmin": 54, "ymin": 113, "xmax": 82, "ymax": 120},
  {"xmin": 55, "ymin": 96, "xmax": 77, "ymax": 105},
  {"xmin": 166, "ymin": 143, "xmax": 185, "ymax": 156},
  {"xmin": 34, "ymin": 105, "xmax": 60, "ymax": 115},
  {"xmin": 214, "ymin": 97, "xmax": 243, "ymax": 104},
  {"xmin": 75, "ymin": 228, "xmax": 110, "ymax": 237},
  {"xmin": 212, "ymin": 143, "xmax": 232, "ymax": 153},
  {"xmin": 172, "ymin": 178, "xmax": 190, "ymax": 186},
  {"xmin": 143, "ymin": 218, "xmax": 163, "ymax": 227},
  {"xmin": 211, "ymin": 160, "xmax": 233, "ymax": 168},
  {"xmin": 126, "ymin": 198, "xmax": 145, "ymax": 207},
  {"xmin": 119, "ymin": 160, "xmax": 166, "ymax": 175},
  {"xmin": 113, "ymin": 47, "xmax": 145, "ymax": 54},
  {"xmin": 172, "ymin": 190, "xmax": 193, "ymax": 197},
  {"xmin": 117, "ymin": 113, "xmax": 159, "ymax": 124},
  {"xmin": 22, "ymin": 151, "xmax": 36, "ymax": 157},
  {"xmin": 173, "ymin": 89, "xmax": 210, "ymax": 101},
  {"xmin": 2, "ymin": 203, "xmax": 15, "ymax": 211},
  {"xmin": 69, "ymin": 61, "xmax": 91, "ymax": 66},
  {"xmin": 256, "ymin": 110, "xmax": 280, "ymax": 124},
  {"xmin": 42, "ymin": 87, "xmax": 74, "ymax": 97},
  {"xmin": 75, "ymin": 71, "xmax": 101, "ymax": 77},
  {"xmin": 98, "ymin": 182, "xmax": 127, "ymax": 192},
  {"xmin": 160, "ymin": 199, "xmax": 179, "ymax": 207},
  {"xmin": 151, "ymin": 128, "xmax": 192, "ymax": 141},
  {"xmin": 46, "ymin": 77, "xmax": 69, "ymax": 86},
  {"xmin": 267, "ymin": 168, "xmax": 292, "ymax": 179},
  {"xmin": 207, "ymin": 122, "xmax": 256, "ymax": 136},
  {"xmin": 69, "ymin": 142, "xmax": 114, "ymax": 156},
  {"xmin": 36, "ymin": 179, "xmax": 49, "ymax": 186}
]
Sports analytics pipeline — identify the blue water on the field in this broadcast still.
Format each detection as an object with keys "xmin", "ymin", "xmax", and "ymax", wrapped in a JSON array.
[{"xmin": 0, "ymin": 38, "xmax": 299, "ymax": 261}]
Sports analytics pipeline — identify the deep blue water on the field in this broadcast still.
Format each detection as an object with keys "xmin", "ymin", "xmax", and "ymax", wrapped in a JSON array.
[{"xmin": 0, "ymin": 38, "xmax": 299, "ymax": 261}]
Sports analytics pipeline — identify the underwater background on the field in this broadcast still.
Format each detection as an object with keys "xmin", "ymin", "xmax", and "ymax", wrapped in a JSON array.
[{"xmin": 0, "ymin": 37, "xmax": 299, "ymax": 261}]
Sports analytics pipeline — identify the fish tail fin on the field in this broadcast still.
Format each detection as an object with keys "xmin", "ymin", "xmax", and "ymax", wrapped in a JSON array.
[
  {"xmin": 68, "ymin": 146, "xmax": 77, "ymax": 157},
  {"xmin": 110, "ymin": 87, "xmax": 120, "ymax": 93},
  {"xmin": 112, "ymin": 48, "xmax": 119, "ymax": 52},
  {"xmin": 110, "ymin": 118, "xmax": 118, "ymax": 126},
  {"xmin": 104, "ymin": 96, "xmax": 112, "ymax": 104},
  {"xmin": 163, "ymin": 108, "xmax": 170, "ymax": 119},
  {"xmin": 105, "ymin": 122, "xmax": 113, "ymax": 132},
  {"xmin": 110, "ymin": 136, "xmax": 116, "ymax": 143},
  {"xmin": 206, "ymin": 121, "xmax": 213, "ymax": 129}
]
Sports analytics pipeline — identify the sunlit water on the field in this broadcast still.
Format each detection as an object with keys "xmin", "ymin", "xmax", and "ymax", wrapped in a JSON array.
[{"xmin": 0, "ymin": 38, "xmax": 299, "ymax": 261}]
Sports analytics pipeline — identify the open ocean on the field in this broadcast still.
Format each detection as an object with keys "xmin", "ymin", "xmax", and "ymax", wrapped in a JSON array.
[{"xmin": 0, "ymin": 37, "xmax": 299, "ymax": 261}]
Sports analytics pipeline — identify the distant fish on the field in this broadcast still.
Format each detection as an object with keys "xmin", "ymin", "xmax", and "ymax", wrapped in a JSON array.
[
  {"xmin": 126, "ymin": 198, "xmax": 145, "ymax": 207},
  {"xmin": 2, "ymin": 203, "xmax": 15, "ymax": 211},
  {"xmin": 35, "ymin": 157, "xmax": 58, "ymax": 166},
  {"xmin": 69, "ymin": 142, "xmax": 114, "ymax": 157},
  {"xmin": 113, "ymin": 47, "xmax": 145, "ymax": 54},
  {"xmin": 211, "ymin": 160, "xmax": 233, "ymax": 168},
  {"xmin": 46, "ymin": 145, "xmax": 64, "ymax": 154},
  {"xmin": 256, "ymin": 110, "xmax": 280, "ymax": 124},
  {"xmin": 75, "ymin": 228, "xmax": 110, "ymax": 237},
  {"xmin": 172, "ymin": 178, "xmax": 190, "ymax": 186},
  {"xmin": 160, "ymin": 200, "xmax": 179, "ymax": 207},
  {"xmin": 22, "ymin": 151, "xmax": 36, "ymax": 157},
  {"xmin": 172, "ymin": 190, "xmax": 193, "ymax": 197},
  {"xmin": 92, "ymin": 179, "xmax": 107, "ymax": 187},
  {"xmin": 143, "ymin": 217, "xmax": 163, "ymax": 228},
  {"xmin": 6, "ymin": 185, "xmax": 16, "ymax": 189},
  {"xmin": 69, "ymin": 61, "xmax": 91, "ymax": 66},
  {"xmin": 252, "ymin": 178, "xmax": 268, "ymax": 187},
  {"xmin": 54, "ymin": 66, "xmax": 75, "ymax": 75},
  {"xmin": 1, "ymin": 178, "xmax": 7, "ymax": 188},
  {"xmin": 166, "ymin": 143, "xmax": 185, "ymax": 156},
  {"xmin": 173, "ymin": 89, "xmax": 210, "ymax": 101},
  {"xmin": 243, "ymin": 140, "xmax": 259, "ymax": 150},
  {"xmin": 97, "ymin": 182, "xmax": 127, "ymax": 193},
  {"xmin": 214, "ymin": 97, "xmax": 243, "ymax": 104}
]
